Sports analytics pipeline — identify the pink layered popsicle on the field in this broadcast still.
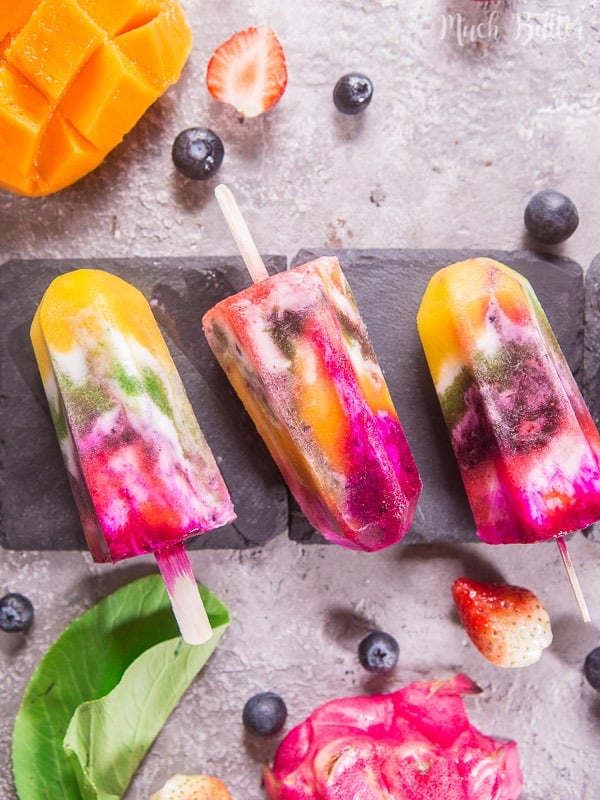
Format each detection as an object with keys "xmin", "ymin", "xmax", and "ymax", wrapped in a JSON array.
[
  {"xmin": 417, "ymin": 257, "xmax": 600, "ymax": 545},
  {"xmin": 31, "ymin": 269, "xmax": 235, "ymax": 642},
  {"xmin": 202, "ymin": 255, "xmax": 422, "ymax": 552}
]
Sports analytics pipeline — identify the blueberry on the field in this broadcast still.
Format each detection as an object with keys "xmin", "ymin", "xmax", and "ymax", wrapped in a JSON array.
[
  {"xmin": 358, "ymin": 631, "xmax": 399, "ymax": 673},
  {"xmin": 333, "ymin": 73, "xmax": 373, "ymax": 115},
  {"xmin": 243, "ymin": 691, "xmax": 287, "ymax": 736},
  {"xmin": 524, "ymin": 190, "xmax": 579, "ymax": 244},
  {"xmin": 584, "ymin": 647, "xmax": 600, "ymax": 691},
  {"xmin": 172, "ymin": 128, "xmax": 224, "ymax": 180},
  {"xmin": 0, "ymin": 593, "xmax": 34, "ymax": 633}
]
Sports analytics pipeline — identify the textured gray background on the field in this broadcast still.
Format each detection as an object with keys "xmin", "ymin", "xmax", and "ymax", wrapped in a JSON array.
[{"xmin": 2, "ymin": 1, "xmax": 600, "ymax": 799}]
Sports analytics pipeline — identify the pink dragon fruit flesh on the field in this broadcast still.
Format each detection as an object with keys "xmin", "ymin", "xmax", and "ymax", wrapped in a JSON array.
[{"xmin": 263, "ymin": 674, "xmax": 522, "ymax": 800}]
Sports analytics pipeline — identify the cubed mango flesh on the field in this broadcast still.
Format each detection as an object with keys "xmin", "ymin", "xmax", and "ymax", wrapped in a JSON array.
[
  {"xmin": 0, "ymin": 0, "xmax": 191, "ymax": 196},
  {"xmin": 0, "ymin": 1, "xmax": 40, "ymax": 42}
]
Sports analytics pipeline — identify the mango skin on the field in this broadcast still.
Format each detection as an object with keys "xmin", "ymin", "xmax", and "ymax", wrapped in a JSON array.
[{"xmin": 0, "ymin": 0, "xmax": 191, "ymax": 196}]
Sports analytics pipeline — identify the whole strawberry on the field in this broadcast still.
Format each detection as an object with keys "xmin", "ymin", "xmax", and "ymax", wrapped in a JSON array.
[{"xmin": 452, "ymin": 577, "xmax": 553, "ymax": 667}]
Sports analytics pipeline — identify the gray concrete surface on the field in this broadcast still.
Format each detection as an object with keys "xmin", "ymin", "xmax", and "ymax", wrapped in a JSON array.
[{"xmin": 2, "ymin": 1, "xmax": 600, "ymax": 798}]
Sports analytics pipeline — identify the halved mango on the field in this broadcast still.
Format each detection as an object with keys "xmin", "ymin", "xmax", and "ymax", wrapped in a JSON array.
[{"xmin": 0, "ymin": 0, "xmax": 191, "ymax": 196}]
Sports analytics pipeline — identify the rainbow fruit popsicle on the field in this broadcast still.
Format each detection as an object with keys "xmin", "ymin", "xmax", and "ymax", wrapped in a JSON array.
[
  {"xmin": 202, "ymin": 189, "xmax": 421, "ymax": 552},
  {"xmin": 417, "ymin": 257, "xmax": 600, "ymax": 546},
  {"xmin": 31, "ymin": 269, "xmax": 235, "ymax": 643}
]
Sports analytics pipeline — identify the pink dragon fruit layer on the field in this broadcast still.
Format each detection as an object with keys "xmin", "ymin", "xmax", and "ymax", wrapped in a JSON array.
[{"xmin": 441, "ymin": 338, "xmax": 600, "ymax": 544}]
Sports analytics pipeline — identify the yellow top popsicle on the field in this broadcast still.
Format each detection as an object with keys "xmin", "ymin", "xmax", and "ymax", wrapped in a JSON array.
[{"xmin": 417, "ymin": 257, "xmax": 533, "ymax": 388}]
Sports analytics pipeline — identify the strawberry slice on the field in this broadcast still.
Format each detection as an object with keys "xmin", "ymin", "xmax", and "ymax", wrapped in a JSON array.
[
  {"xmin": 206, "ymin": 26, "xmax": 287, "ymax": 118},
  {"xmin": 149, "ymin": 774, "xmax": 232, "ymax": 800},
  {"xmin": 452, "ymin": 577, "xmax": 553, "ymax": 668}
]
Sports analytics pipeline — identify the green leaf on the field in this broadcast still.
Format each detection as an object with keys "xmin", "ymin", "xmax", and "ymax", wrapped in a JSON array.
[{"xmin": 12, "ymin": 575, "xmax": 229, "ymax": 800}]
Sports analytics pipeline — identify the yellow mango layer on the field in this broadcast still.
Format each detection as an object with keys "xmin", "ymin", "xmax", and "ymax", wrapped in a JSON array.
[
  {"xmin": 295, "ymin": 339, "xmax": 350, "ymax": 475},
  {"xmin": 418, "ymin": 257, "xmax": 531, "ymax": 386},
  {"xmin": 0, "ymin": 0, "xmax": 191, "ymax": 196},
  {"xmin": 36, "ymin": 269, "xmax": 169, "ymax": 362}
]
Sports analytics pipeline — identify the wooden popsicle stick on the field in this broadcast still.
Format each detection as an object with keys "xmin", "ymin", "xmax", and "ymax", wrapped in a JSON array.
[
  {"xmin": 556, "ymin": 535, "xmax": 591, "ymax": 622},
  {"xmin": 215, "ymin": 184, "xmax": 270, "ymax": 284},
  {"xmin": 154, "ymin": 544, "xmax": 212, "ymax": 645}
]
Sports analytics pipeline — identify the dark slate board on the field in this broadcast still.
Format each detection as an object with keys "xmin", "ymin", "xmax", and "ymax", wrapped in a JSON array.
[
  {"xmin": 583, "ymin": 253, "xmax": 600, "ymax": 542},
  {"xmin": 288, "ymin": 248, "xmax": 587, "ymax": 545},
  {"xmin": 0, "ymin": 249, "xmax": 589, "ymax": 551},
  {"xmin": 0, "ymin": 256, "xmax": 289, "ymax": 551}
]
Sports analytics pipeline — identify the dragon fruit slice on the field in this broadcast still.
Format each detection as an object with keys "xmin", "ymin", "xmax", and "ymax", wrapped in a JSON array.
[{"xmin": 263, "ymin": 674, "xmax": 522, "ymax": 800}]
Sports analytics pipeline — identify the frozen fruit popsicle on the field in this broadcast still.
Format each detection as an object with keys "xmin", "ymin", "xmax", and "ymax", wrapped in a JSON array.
[
  {"xmin": 31, "ymin": 269, "xmax": 235, "ymax": 643},
  {"xmin": 417, "ymin": 257, "xmax": 600, "ymax": 617},
  {"xmin": 202, "ymin": 186, "xmax": 421, "ymax": 552}
]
